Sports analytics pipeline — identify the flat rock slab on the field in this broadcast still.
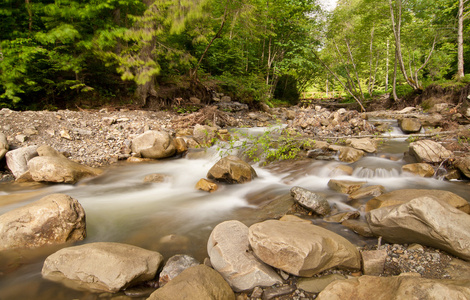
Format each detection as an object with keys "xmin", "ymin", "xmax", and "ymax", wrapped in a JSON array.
[
  {"xmin": 0, "ymin": 193, "xmax": 86, "ymax": 251},
  {"xmin": 42, "ymin": 242, "xmax": 163, "ymax": 293},
  {"xmin": 148, "ymin": 265, "xmax": 235, "ymax": 300},
  {"xmin": 317, "ymin": 274, "xmax": 470, "ymax": 300},
  {"xmin": 365, "ymin": 189, "xmax": 470, "ymax": 213},
  {"xmin": 207, "ymin": 220, "xmax": 282, "ymax": 292},
  {"xmin": 248, "ymin": 216, "xmax": 360, "ymax": 277},
  {"xmin": 366, "ymin": 196, "xmax": 470, "ymax": 261}
]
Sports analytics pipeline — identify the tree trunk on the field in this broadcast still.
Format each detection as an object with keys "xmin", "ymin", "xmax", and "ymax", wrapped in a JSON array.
[
  {"xmin": 457, "ymin": 0, "xmax": 465, "ymax": 78},
  {"xmin": 392, "ymin": 48, "xmax": 398, "ymax": 101},
  {"xmin": 385, "ymin": 39, "xmax": 389, "ymax": 91}
]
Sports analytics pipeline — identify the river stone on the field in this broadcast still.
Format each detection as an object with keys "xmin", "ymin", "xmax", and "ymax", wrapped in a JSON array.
[
  {"xmin": 366, "ymin": 196, "xmax": 470, "ymax": 261},
  {"xmin": 0, "ymin": 132, "xmax": 8, "ymax": 160},
  {"xmin": 5, "ymin": 145, "xmax": 38, "ymax": 178},
  {"xmin": 195, "ymin": 178, "xmax": 218, "ymax": 193},
  {"xmin": 399, "ymin": 118, "xmax": 422, "ymax": 133},
  {"xmin": 174, "ymin": 137, "xmax": 188, "ymax": 154},
  {"xmin": 409, "ymin": 140, "xmax": 453, "ymax": 163},
  {"xmin": 402, "ymin": 163, "xmax": 435, "ymax": 177},
  {"xmin": 323, "ymin": 211, "xmax": 360, "ymax": 223},
  {"xmin": 207, "ymin": 155, "xmax": 257, "ymax": 184},
  {"xmin": 290, "ymin": 186, "xmax": 330, "ymax": 216},
  {"xmin": 338, "ymin": 147, "xmax": 364, "ymax": 163},
  {"xmin": 131, "ymin": 130, "xmax": 176, "ymax": 159},
  {"xmin": 28, "ymin": 156, "xmax": 103, "ymax": 184},
  {"xmin": 454, "ymin": 156, "xmax": 470, "ymax": 179},
  {"xmin": 207, "ymin": 220, "xmax": 282, "ymax": 292},
  {"xmin": 0, "ymin": 194, "xmax": 86, "ymax": 251},
  {"xmin": 348, "ymin": 185, "xmax": 385, "ymax": 200},
  {"xmin": 361, "ymin": 249, "xmax": 387, "ymax": 275},
  {"xmin": 148, "ymin": 265, "xmax": 235, "ymax": 300},
  {"xmin": 317, "ymin": 274, "xmax": 470, "ymax": 300},
  {"xmin": 193, "ymin": 124, "xmax": 217, "ymax": 146},
  {"xmin": 341, "ymin": 219, "xmax": 374, "ymax": 237},
  {"xmin": 159, "ymin": 255, "xmax": 200, "ymax": 286},
  {"xmin": 365, "ymin": 189, "xmax": 470, "ymax": 213},
  {"xmin": 248, "ymin": 216, "xmax": 361, "ymax": 277},
  {"xmin": 346, "ymin": 138, "xmax": 377, "ymax": 153},
  {"xmin": 328, "ymin": 179, "xmax": 367, "ymax": 194},
  {"xmin": 37, "ymin": 145, "xmax": 65, "ymax": 158},
  {"xmin": 42, "ymin": 242, "xmax": 163, "ymax": 293}
]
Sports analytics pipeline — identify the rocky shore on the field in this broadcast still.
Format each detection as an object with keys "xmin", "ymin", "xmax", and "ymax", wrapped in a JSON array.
[{"xmin": 1, "ymin": 103, "xmax": 470, "ymax": 299}]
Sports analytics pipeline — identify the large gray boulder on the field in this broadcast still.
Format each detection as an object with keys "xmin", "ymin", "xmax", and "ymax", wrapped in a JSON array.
[
  {"xmin": 399, "ymin": 118, "xmax": 422, "ymax": 133},
  {"xmin": 317, "ymin": 274, "xmax": 470, "ymax": 300},
  {"xmin": 5, "ymin": 145, "xmax": 38, "ymax": 178},
  {"xmin": 28, "ymin": 156, "xmax": 102, "ymax": 184},
  {"xmin": 42, "ymin": 242, "xmax": 163, "ymax": 293},
  {"xmin": 131, "ymin": 130, "xmax": 176, "ymax": 159},
  {"xmin": 207, "ymin": 220, "xmax": 282, "ymax": 292},
  {"xmin": 0, "ymin": 194, "xmax": 86, "ymax": 251},
  {"xmin": 207, "ymin": 155, "xmax": 257, "ymax": 184},
  {"xmin": 148, "ymin": 265, "xmax": 235, "ymax": 300},
  {"xmin": 366, "ymin": 196, "xmax": 470, "ymax": 261},
  {"xmin": 290, "ymin": 186, "xmax": 330, "ymax": 216},
  {"xmin": 248, "ymin": 216, "xmax": 361, "ymax": 277},
  {"xmin": 409, "ymin": 140, "xmax": 452, "ymax": 163},
  {"xmin": 365, "ymin": 189, "xmax": 470, "ymax": 213}
]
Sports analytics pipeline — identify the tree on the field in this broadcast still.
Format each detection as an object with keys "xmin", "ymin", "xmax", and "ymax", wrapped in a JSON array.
[{"xmin": 457, "ymin": 0, "xmax": 469, "ymax": 77}]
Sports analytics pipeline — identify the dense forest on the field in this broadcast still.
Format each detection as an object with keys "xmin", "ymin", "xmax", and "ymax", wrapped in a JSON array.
[{"xmin": 0, "ymin": 0, "xmax": 468, "ymax": 110}]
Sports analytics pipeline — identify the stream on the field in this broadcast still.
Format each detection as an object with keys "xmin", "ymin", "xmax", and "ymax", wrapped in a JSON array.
[{"xmin": 0, "ymin": 125, "xmax": 469, "ymax": 299}]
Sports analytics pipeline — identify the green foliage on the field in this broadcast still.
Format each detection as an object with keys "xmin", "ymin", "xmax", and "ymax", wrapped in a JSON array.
[
  {"xmin": 218, "ymin": 125, "xmax": 310, "ymax": 165},
  {"xmin": 215, "ymin": 72, "xmax": 269, "ymax": 104}
]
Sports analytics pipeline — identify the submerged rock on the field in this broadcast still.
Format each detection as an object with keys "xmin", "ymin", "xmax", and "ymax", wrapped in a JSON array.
[
  {"xmin": 366, "ymin": 196, "xmax": 470, "ymax": 261},
  {"xmin": 248, "ymin": 216, "xmax": 361, "ymax": 277},
  {"xmin": 290, "ymin": 186, "xmax": 330, "ymax": 216},
  {"xmin": 207, "ymin": 155, "xmax": 257, "ymax": 184},
  {"xmin": 42, "ymin": 242, "xmax": 163, "ymax": 293},
  {"xmin": 148, "ymin": 265, "xmax": 235, "ymax": 300},
  {"xmin": 0, "ymin": 194, "xmax": 86, "ymax": 251},
  {"xmin": 207, "ymin": 220, "xmax": 282, "ymax": 292}
]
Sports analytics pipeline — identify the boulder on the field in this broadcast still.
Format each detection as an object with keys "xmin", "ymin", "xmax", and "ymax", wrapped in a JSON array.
[
  {"xmin": 174, "ymin": 137, "xmax": 188, "ymax": 154},
  {"xmin": 42, "ymin": 242, "xmax": 163, "ymax": 293},
  {"xmin": 159, "ymin": 255, "xmax": 200, "ymax": 286},
  {"xmin": 399, "ymin": 118, "xmax": 422, "ymax": 133},
  {"xmin": 0, "ymin": 194, "xmax": 86, "ymax": 251},
  {"xmin": 28, "ymin": 156, "xmax": 102, "ymax": 184},
  {"xmin": 248, "ymin": 216, "xmax": 361, "ymax": 277},
  {"xmin": 402, "ymin": 163, "xmax": 435, "ymax": 177},
  {"xmin": 409, "ymin": 140, "xmax": 452, "ymax": 163},
  {"xmin": 346, "ymin": 138, "xmax": 377, "ymax": 153},
  {"xmin": 148, "ymin": 265, "xmax": 235, "ymax": 300},
  {"xmin": 290, "ymin": 186, "xmax": 330, "ymax": 216},
  {"xmin": 317, "ymin": 274, "xmax": 470, "ymax": 300},
  {"xmin": 338, "ymin": 147, "xmax": 364, "ymax": 163},
  {"xmin": 207, "ymin": 155, "xmax": 257, "ymax": 184},
  {"xmin": 328, "ymin": 179, "xmax": 367, "ymax": 194},
  {"xmin": 207, "ymin": 220, "xmax": 282, "ymax": 292},
  {"xmin": 365, "ymin": 189, "xmax": 470, "ymax": 213},
  {"xmin": 131, "ymin": 130, "xmax": 176, "ymax": 159},
  {"xmin": 454, "ymin": 156, "xmax": 470, "ymax": 179},
  {"xmin": 366, "ymin": 196, "xmax": 470, "ymax": 261},
  {"xmin": 195, "ymin": 178, "xmax": 218, "ymax": 193},
  {"xmin": 5, "ymin": 145, "xmax": 38, "ymax": 178},
  {"xmin": 0, "ymin": 132, "xmax": 8, "ymax": 160},
  {"xmin": 348, "ymin": 185, "xmax": 385, "ymax": 200}
]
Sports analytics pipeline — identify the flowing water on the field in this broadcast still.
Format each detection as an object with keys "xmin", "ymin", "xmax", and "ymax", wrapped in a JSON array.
[{"xmin": 0, "ymin": 126, "xmax": 469, "ymax": 299}]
